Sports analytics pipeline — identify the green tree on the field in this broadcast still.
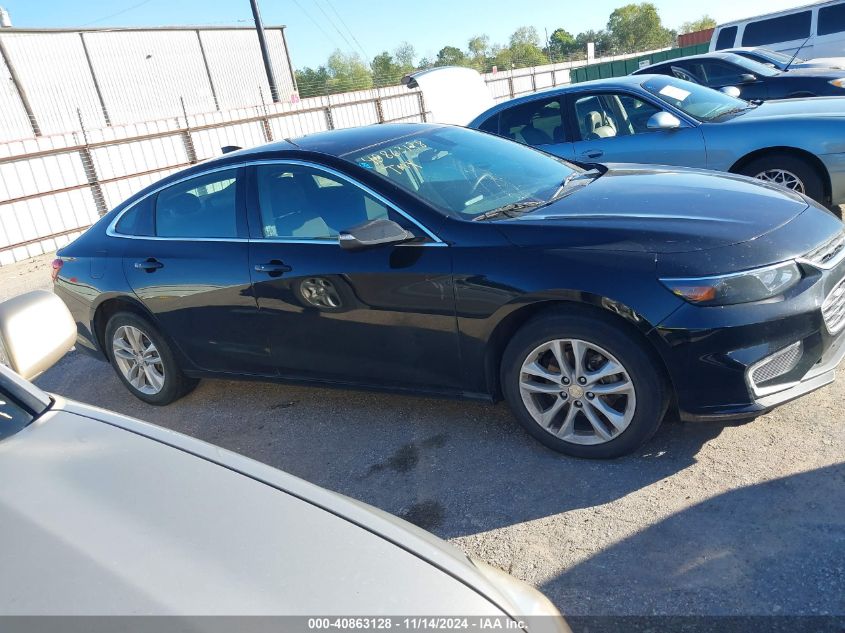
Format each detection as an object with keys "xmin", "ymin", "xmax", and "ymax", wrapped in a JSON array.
[
  {"xmin": 295, "ymin": 65, "xmax": 331, "ymax": 98},
  {"xmin": 607, "ymin": 3, "xmax": 674, "ymax": 53},
  {"xmin": 507, "ymin": 26, "xmax": 549, "ymax": 68},
  {"xmin": 680, "ymin": 15, "xmax": 717, "ymax": 34},
  {"xmin": 575, "ymin": 29, "xmax": 614, "ymax": 57},
  {"xmin": 435, "ymin": 45, "xmax": 468, "ymax": 67},
  {"xmin": 394, "ymin": 41, "xmax": 416, "ymax": 69},
  {"xmin": 468, "ymin": 34, "xmax": 491, "ymax": 69},
  {"xmin": 326, "ymin": 50, "xmax": 373, "ymax": 93},
  {"xmin": 548, "ymin": 28, "xmax": 578, "ymax": 60},
  {"xmin": 371, "ymin": 51, "xmax": 403, "ymax": 88}
]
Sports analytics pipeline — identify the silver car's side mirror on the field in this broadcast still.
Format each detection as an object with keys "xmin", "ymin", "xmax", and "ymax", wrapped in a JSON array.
[
  {"xmin": 0, "ymin": 290, "xmax": 76, "ymax": 380},
  {"xmin": 720, "ymin": 86, "xmax": 742, "ymax": 98},
  {"xmin": 339, "ymin": 218, "xmax": 414, "ymax": 251},
  {"xmin": 646, "ymin": 111, "xmax": 682, "ymax": 131}
]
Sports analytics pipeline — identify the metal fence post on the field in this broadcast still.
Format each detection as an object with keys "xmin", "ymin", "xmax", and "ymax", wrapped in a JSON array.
[
  {"xmin": 258, "ymin": 87, "xmax": 273, "ymax": 142},
  {"xmin": 417, "ymin": 91, "xmax": 427, "ymax": 123},
  {"xmin": 375, "ymin": 88, "xmax": 385, "ymax": 124},
  {"xmin": 180, "ymin": 97, "xmax": 198, "ymax": 164},
  {"xmin": 76, "ymin": 109, "xmax": 108, "ymax": 216},
  {"xmin": 323, "ymin": 93, "xmax": 335, "ymax": 130},
  {"xmin": 507, "ymin": 75, "xmax": 514, "ymax": 98}
]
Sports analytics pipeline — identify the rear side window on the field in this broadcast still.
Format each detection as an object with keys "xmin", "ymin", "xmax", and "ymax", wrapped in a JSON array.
[
  {"xmin": 155, "ymin": 169, "xmax": 239, "ymax": 238},
  {"xmin": 714, "ymin": 26, "xmax": 738, "ymax": 50},
  {"xmin": 114, "ymin": 196, "xmax": 154, "ymax": 236},
  {"xmin": 742, "ymin": 11, "xmax": 812, "ymax": 46},
  {"xmin": 819, "ymin": 4, "xmax": 845, "ymax": 36},
  {"xmin": 477, "ymin": 114, "xmax": 499, "ymax": 134},
  {"xmin": 499, "ymin": 97, "xmax": 564, "ymax": 146}
]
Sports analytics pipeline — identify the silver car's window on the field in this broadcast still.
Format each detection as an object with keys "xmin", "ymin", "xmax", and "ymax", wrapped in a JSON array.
[
  {"xmin": 0, "ymin": 390, "xmax": 33, "ymax": 440},
  {"xmin": 342, "ymin": 126, "xmax": 580, "ymax": 219},
  {"xmin": 641, "ymin": 77, "xmax": 749, "ymax": 122}
]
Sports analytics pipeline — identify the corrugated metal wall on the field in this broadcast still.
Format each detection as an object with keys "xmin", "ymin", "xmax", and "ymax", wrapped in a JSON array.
[{"xmin": 0, "ymin": 26, "xmax": 296, "ymax": 141}]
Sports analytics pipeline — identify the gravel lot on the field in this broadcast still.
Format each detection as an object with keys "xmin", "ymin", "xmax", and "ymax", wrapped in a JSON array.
[{"xmin": 2, "ymin": 254, "xmax": 844, "ymax": 618}]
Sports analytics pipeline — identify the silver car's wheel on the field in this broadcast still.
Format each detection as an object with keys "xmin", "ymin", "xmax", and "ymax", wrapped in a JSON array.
[
  {"xmin": 753, "ymin": 169, "xmax": 806, "ymax": 194},
  {"xmin": 112, "ymin": 325, "xmax": 165, "ymax": 395},
  {"xmin": 519, "ymin": 338, "xmax": 636, "ymax": 445}
]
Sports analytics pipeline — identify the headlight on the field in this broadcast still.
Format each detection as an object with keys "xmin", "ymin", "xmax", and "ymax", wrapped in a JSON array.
[
  {"xmin": 660, "ymin": 261, "xmax": 801, "ymax": 305},
  {"xmin": 470, "ymin": 558, "xmax": 570, "ymax": 633},
  {"xmin": 829, "ymin": 78, "xmax": 845, "ymax": 88}
]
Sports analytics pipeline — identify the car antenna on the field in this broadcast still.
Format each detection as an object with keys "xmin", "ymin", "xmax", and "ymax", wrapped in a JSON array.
[{"xmin": 784, "ymin": 36, "xmax": 810, "ymax": 71}]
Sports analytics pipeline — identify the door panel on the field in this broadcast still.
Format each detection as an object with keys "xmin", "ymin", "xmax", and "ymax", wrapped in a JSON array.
[
  {"xmin": 569, "ymin": 91, "xmax": 708, "ymax": 168},
  {"xmin": 119, "ymin": 167, "xmax": 271, "ymax": 374},
  {"xmin": 247, "ymin": 162, "xmax": 461, "ymax": 391}
]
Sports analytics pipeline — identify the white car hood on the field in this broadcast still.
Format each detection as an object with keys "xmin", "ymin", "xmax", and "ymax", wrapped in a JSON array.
[{"xmin": 0, "ymin": 397, "xmax": 512, "ymax": 616}]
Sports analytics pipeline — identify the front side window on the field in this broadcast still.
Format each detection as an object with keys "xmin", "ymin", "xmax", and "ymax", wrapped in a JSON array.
[
  {"xmin": 574, "ymin": 92, "xmax": 662, "ymax": 139},
  {"xmin": 255, "ymin": 164, "xmax": 397, "ymax": 240},
  {"xmin": 342, "ymin": 126, "xmax": 580, "ymax": 219},
  {"xmin": 742, "ymin": 11, "xmax": 812, "ymax": 46},
  {"xmin": 498, "ymin": 97, "xmax": 564, "ymax": 146},
  {"xmin": 714, "ymin": 26, "xmax": 738, "ymax": 50},
  {"xmin": 819, "ymin": 4, "xmax": 845, "ymax": 36},
  {"xmin": 688, "ymin": 61, "xmax": 749, "ymax": 86},
  {"xmin": 155, "ymin": 169, "xmax": 239, "ymax": 238}
]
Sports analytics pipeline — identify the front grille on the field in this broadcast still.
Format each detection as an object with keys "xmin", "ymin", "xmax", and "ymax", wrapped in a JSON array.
[
  {"xmin": 805, "ymin": 231, "xmax": 845, "ymax": 268},
  {"xmin": 823, "ymin": 276, "xmax": 845, "ymax": 334},
  {"xmin": 750, "ymin": 341, "xmax": 802, "ymax": 386}
]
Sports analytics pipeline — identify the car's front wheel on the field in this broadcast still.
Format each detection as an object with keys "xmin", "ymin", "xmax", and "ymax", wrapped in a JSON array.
[
  {"xmin": 739, "ymin": 153, "xmax": 825, "ymax": 204},
  {"xmin": 501, "ymin": 311, "xmax": 668, "ymax": 459},
  {"xmin": 105, "ymin": 312, "xmax": 197, "ymax": 405}
]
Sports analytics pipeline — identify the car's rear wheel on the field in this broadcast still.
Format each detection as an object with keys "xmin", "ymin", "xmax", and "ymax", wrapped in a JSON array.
[
  {"xmin": 739, "ymin": 153, "xmax": 825, "ymax": 204},
  {"xmin": 501, "ymin": 311, "xmax": 668, "ymax": 459},
  {"xmin": 105, "ymin": 312, "xmax": 197, "ymax": 405}
]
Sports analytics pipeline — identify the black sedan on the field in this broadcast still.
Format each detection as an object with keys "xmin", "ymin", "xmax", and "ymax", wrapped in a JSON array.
[
  {"xmin": 54, "ymin": 123, "xmax": 845, "ymax": 458},
  {"xmin": 633, "ymin": 51, "xmax": 845, "ymax": 100}
]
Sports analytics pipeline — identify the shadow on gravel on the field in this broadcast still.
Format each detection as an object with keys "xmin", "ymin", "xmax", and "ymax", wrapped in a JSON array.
[
  {"xmin": 543, "ymin": 463, "xmax": 845, "ymax": 618},
  {"xmin": 38, "ymin": 350, "xmax": 730, "ymax": 539}
]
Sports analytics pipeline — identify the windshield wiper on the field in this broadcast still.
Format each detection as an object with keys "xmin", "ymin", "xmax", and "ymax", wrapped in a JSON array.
[
  {"xmin": 472, "ymin": 200, "xmax": 543, "ymax": 221},
  {"xmin": 547, "ymin": 168, "xmax": 602, "ymax": 202}
]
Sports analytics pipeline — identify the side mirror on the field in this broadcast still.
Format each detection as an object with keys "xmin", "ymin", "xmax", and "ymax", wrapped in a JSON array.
[
  {"xmin": 339, "ymin": 218, "xmax": 414, "ymax": 251},
  {"xmin": 739, "ymin": 73, "xmax": 757, "ymax": 84},
  {"xmin": 720, "ymin": 86, "xmax": 742, "ymax": 98},
  {"xmin": 646, "ymin": 111, "xmax": 682, "ymax": 131},
  {"xmin": 0, "ymin": 290, "xmax": 76, "ymax": 380}
]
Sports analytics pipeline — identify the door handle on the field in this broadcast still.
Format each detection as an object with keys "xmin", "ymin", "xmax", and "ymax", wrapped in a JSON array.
[
  {"xmin": 134, "ymin": 258, "xmax": 163, "ymax": 272},
  {"xmin": 581, "ymin": 149, "xmax": 603, "ymax": 159},
  {"xmin": 254, "ymin": 260, "xmax": 292, "ymax": 277}
]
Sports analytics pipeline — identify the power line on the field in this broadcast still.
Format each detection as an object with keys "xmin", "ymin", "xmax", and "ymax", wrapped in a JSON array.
[
  {"xmin": 80, "ymin": 0, "xmax": 156, "ymax": 27},
  {"xmin": 291, "ymin": 0, "xmax": 342, "ymax": 53},
  {"xmin": 312, "ymin": 0, "xmax": 361, "ymax": 58},
  {"xmin": 323, "ymin": 0, "xmax": 369, "ymax": 60}
]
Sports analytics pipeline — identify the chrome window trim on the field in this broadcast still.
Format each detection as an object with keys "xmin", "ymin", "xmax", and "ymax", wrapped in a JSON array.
[{"xmin": 105, "ymin": 159, "xmax": 445, "ymax": 246}]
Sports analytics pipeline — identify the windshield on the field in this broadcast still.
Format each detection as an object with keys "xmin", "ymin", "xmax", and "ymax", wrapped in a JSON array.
[
  {"xmin": 641, "ymin": 76, "xmax": 750, "ymax": 122},
  {"xmin": 341, "ymin": 126, "xmax": 581, "ymax": 219},
  {"xmin": 727, "ymin": 53, "xmax": 780, "ymax": 77},
  {"xmin": 0, "ymin": 388, "xmax": 34, "ymax": 440}
]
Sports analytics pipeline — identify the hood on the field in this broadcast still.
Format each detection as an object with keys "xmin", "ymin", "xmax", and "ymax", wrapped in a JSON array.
[
  {"xmin": 494, "ymin": 165, "xmax": 809, "ymax": 254},
  {"xmin": 729, "ymin": 96, "xmax": 845, "ymax": 120},
  {"xmin": 773, "ymin": 66, "xmax": 845, "ymax": 79},
  {"xmin": 793, "ymin": 56, "xmax": 845, "ymax": 70},
  {"xmin": 0, "ymin": 398, "xmax": 514, "ymax": 616}
]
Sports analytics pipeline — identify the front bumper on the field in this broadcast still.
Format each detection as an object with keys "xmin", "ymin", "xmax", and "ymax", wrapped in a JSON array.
[{"xmin": 657, "ymin": 253, "xmax": 845, "ymax": 422}]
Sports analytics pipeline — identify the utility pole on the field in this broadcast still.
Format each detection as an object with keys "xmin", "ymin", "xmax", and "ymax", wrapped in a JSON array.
[{"xmin": 249, "ymin": 0, "xmax": 280, "ymax": 103}]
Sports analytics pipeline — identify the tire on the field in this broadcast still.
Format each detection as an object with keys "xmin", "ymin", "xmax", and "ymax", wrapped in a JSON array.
[
  {"xmin": 104, "ymin": 312, "xmax": 198, "ymax": 405},
  {"xmin": 738, "ymin": 152, "xmax": 826, "ymax": 204},
  {"xmin": 501, "ymin": 310, "xmax": 668, "ymax": 459}
]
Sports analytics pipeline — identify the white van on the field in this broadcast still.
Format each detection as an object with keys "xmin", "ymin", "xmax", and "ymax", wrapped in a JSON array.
[{"xmin": 710, "ymin": 0, "xmax": 845, "ymax": 60}]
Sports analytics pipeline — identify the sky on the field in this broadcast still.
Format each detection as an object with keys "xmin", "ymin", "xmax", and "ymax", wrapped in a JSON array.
[{"xmin": 3, "ymin": 0, "xmax": 813, "ymax": 68}]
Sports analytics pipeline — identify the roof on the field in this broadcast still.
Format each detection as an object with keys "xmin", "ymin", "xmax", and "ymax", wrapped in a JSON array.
[
  {"xmin": 288, "ymin": 122, "xmax": 445, "ymax": 156},
  {"xmin": 633, "ymin": 51, "xmax": 745, "ymax": 73},
  {"xmin": 0, "ymin": 25, "xmax": 287, "ymax": 34}
]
